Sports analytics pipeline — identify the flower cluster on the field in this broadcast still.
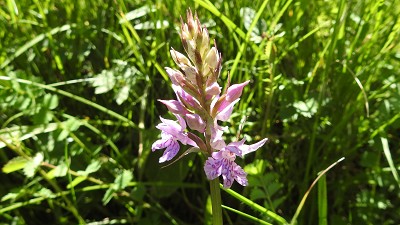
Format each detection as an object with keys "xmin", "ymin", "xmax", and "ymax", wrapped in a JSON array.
[{"xmin": 152, "ymin": 10, "xmax": 267, "ymax": 188}]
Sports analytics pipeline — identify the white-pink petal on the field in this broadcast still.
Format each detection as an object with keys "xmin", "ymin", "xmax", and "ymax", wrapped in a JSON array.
[{"xmin": 240, "ymin": 138, "xmax": 268, "ymax": 156}]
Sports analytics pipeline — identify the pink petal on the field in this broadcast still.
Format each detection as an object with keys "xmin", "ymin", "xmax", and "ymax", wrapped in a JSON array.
[
  {"xmin": 206, "ymin": 82, "xmax": 221, "ymax": 98},
  {"xmin": 226, "ymin": 81, "xmax": 250, "ymax": 102},
  {"xmin": 204, "ymin": 157, "xmax": 222, "ymax": 180},
  {"xmin": 216, "ymin": 99, "xmax": 239, "ymax": 121},
  {"xmin": 240, "ymin": 138, "xmax": 268, "ymax": 156},
  {"xmin": 185, "ymin": 114, "xmax": 206, "ymax": 132},
  {"xmin": 151, "ymin": 137, "xmax": 172, "ymax": 151},
  {"xmin": 158, "ymin": 117, "xmax": 183, "ymax": 134},
  {"xmin": 159, "ymin": 140, "xmax": 180, "ymax": 163},
  {"xmin": 165, "ymin": 67, "xmax": 185, "ymax": 85},
  {"xmin": 159, "ymin": 100, "xmax": 188, "ymax": 115},
  {"xmin": 233, "ymin": 164, "xmax": 248, "ymax": 186},
  {"xmin": 222, "ymin": 169, "xmax": 234, "ymax": 188}
]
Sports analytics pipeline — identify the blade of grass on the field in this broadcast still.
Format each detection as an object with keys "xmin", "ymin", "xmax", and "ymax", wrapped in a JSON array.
[
  {"xmin": 222, "ymin": 205, "xmax": 273, "ymax": 225},
  {"xmin": 0, "ymin": 76, "xmax": 137, "ymax": 128},
  {"xmin": 380, "ymin": 136, "xmax": 400, "ymax": 189},
  {"xmin": 290, "ymin": 157, "xmax": 344, "ymax": 225},
  {"xmin": 229, "ymin": 0, "xmax": 269, "ymax": 78},
  {"xmin": 0, "ymin": 24, "xmax": 72, "ymax": 69},
  {"xmin": 317, "ymin": 175, "xmax": 328, "ymax": 225},
  {"xmin": 6, "ymin": 0, "xmax": 18, "ymax": 24},
  {"xmin": 303, "ymin": 0, "xmax": 347, "ymax": 196},
  {"xmin": 221, "ymin": 184, "xmax": 288, "ymax": 225},
  {"xmin": 194, "ymin": 0, "xmax": 264, "ymax": 57}
]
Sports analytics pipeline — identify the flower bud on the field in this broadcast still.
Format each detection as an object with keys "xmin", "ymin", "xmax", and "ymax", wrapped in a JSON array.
[
  {"xmin": 181, "ymin": 23, "xmax": 191, "ymax": 40},
  {"xmin": 172, "ymin": 85, "xmax": 201, "ymax": 110},
  {"xmin": 165, "ymin": 67, "xmax": 185, "ymax": 85},
  {"xmin": 205, "ymin": 82, "xmax": 221, "ymax": 98},
  {"xmin": 205, "ymin": 47, "xmax": 219, "ymax": 70},
  {"xmin": 185, "ymin": 113, "xmax": 206, "ymax": 133},
  {"xmin": 184, "ymin": 39, "xmax": 197, "ymax": 66},
  {"xmin": 199, "ymin": 28, "xmax": 210, "ymax": 56},
  {"xmin": 180, "ymin": 64, "xmax": 198, "ymax": 85},
  {"xmin": 159, "ymin": 100, "xmax": 189, "ymax": 115},
  {"xmin": 170, "ymin": 48, "xmax": 191, "ymax": 66}
]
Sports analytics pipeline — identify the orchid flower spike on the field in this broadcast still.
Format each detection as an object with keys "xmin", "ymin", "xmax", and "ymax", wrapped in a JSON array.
[{"xmin": 152, "ymin": 9, "xmax": 268, "ymax": 188}]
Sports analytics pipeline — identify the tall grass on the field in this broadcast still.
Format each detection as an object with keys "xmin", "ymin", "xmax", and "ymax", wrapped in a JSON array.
[{"xmin": 0, "ymin": 0, "xmax": 399, "ymax": 224}]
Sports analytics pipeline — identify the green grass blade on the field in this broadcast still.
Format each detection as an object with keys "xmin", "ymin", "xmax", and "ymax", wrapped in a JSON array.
[
  {"xmin": 221, "ymin": 184, "xmax": 288, "ymax": 225},
  {"xmin": 0, "ymin": 24, "xmax": 72, "ymax": 69},
  {"xmin": 222, "ymin": 205, "xmax": 273, "ymax": 225},
  {"xmin": 380, "ymin": 136, "xmax": 400, "ymax": 188},
  {"xmin": 0, "ymin": 123, "xmax": 61, "ymax": 149},
  {"xmin": 229, "ymin": 0, "xmax": 269, "ymax": 78},
  {"xmin": 290, "ymin": 157, "xmax": 344, "ymax": 225},
  {"xmin": 318, "ymin": 175, "xmax": 328, "ymax": 225},
  {"xmin": 195, "ymin": 0, "xmax": 265, "ymax": 57},
  {"xmin": 0, "ymin": 76, "xmax": 137, "ymax": 128},
  {"xmin": 6, "ymin": 0, "xmax": 18, "ymax": 24}
]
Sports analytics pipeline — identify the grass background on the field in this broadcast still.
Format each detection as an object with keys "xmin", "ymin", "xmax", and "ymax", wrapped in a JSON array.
[{"xmin": 1, "ymin": 0, "xmax": 399, "ymax": 224}]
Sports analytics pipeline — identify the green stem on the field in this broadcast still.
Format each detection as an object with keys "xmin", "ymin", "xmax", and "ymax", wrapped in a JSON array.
[{"xmin": 210, "ymin": 178, "xmax": 223, "ymax": 225}]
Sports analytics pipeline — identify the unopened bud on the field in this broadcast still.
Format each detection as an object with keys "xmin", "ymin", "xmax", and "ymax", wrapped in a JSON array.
[
  {"xmin": 170, "ymin": 48, "xmax": 191, "ymax": 66},
  {"xmin": 186, "ymin": 113, "xmax": 206, "ymax": 132},
  {"xmin": 205, "ymin": 47, "xmax": 219, "ymax": 69},
  {"xmin": 165, "ymin": 67, "xmax": 185, "ymax": 85},
  {"xmin": 206, "ymin": 82, "xmax": 221, "ymax": 97},
  {"xmin": 159, "ymin": 100, "xmax": 189, "ymax": 115},
  {"xmin": 199, "ymin": 27, "xmax": 210, "ymax": 56},
  {"xmin": 180, "ymin": 64, "xmax": 198, "ymax": 85}
]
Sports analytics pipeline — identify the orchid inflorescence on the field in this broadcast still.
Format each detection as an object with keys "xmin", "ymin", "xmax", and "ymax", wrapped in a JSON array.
[{"xmin": 152, "ymin": 9, "xmax": 267, "ymax": 188}]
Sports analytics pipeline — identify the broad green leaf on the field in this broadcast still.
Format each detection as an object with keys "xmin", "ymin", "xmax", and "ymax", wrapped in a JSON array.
[
  {"xmin": 267, "ymin": 182, "xmax": 282, "ymax": 197},
  {"xmin": 272, "ymin": 196, "xmax": 286, "ymax": 209},
  {"xmin": 250, "ymin": 187, "xmax": 266, "ymax": 201},
  {"xmin": 102, "ymin": 187, "xmax": 116, "ymax": 205},
  {"xmin": 0, "ymin": 123, "xmax": 60, "ymax": 148},
  {"xmin": 46, "ymin": 163, "xmax": 68, "ymax": 179},
  {"xmin": 43, "ymin": 93, "xmax": 59, "ymax": 110},
  {"xmin": 244, "ymin": 159, "xmax": 266, "ymax": 175},
  {"xmin": 84, "ymin": 160, "xmax": 102, "ymax": 174},
  {"xmin": 33, "ymin": 107, "xmax": 53, "ymax": 124},
  {"xmin": 34, "ymin": 188, "xmax": 56, "ymax": 198},
  {"xmin": 131, "ymin": 184, "xmax": 146, "ymax": 201},
  {"xmin": 2, "ymin": 156, "xmax": 29, "ymax": 173},
  {"xmin": 57, "ymin": 117, "xmax": 82, "ymax": 141},
  {"xmin": 293, "ymin": 98, "xmax": 318, "ymax": 118},
  {"xmin": 92, "ymin": 70, "xmax": 115, "ymax": 94},
  {"xmin": 114, "ymin": 170, "xmax": 133, "ymax": 190},
  {"xmin": 23, "ymin": 153, "xmax": 44, "ymax": 178},
  {"xmin": 102, "ymin": 170, "xmax": 133, "ymax": 205},
  {"xmin": 115, "ymin": 85, "xmax": 130, "ymax": 105}
]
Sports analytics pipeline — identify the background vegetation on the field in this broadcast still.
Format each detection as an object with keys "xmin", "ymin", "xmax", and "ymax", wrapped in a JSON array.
[{"xmin": 1, "ymin": 0, "xmax": 399, "ymax": 224}]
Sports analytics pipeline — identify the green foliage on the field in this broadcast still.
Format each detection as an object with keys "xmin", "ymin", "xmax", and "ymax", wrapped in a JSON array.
[{"xmin": 1, "ymin": 0, "xmax": 399, "ymax": 224}]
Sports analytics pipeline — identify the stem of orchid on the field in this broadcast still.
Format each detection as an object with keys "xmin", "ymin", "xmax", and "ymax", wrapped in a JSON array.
[{"xmin": 210, "ymin": 178, "xmax": 223, "ymax": 225}]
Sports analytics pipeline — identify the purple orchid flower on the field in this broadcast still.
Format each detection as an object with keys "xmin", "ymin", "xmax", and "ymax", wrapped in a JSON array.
[
  {"xmin": 204, "ymin": 138, "xmax": 268, "ymax": 188},
  {"xmin": 152, "ymin": 115, "xmax": 197, "ymax": 163},
  {"xmin": 210, "ymin": 81, "xmax": 250, "ymax": 121},
  {"xmin": 153, "ymin": 9, "xmax": 268, "ymax": 190}
]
